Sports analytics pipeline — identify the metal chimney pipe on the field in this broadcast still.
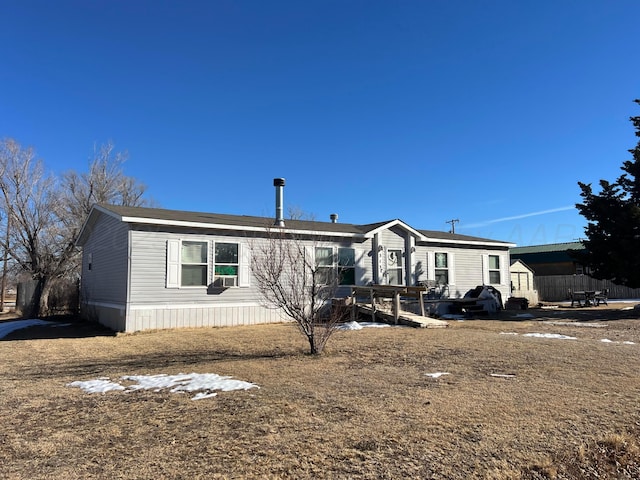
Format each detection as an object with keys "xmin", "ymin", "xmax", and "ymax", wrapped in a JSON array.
[
  {"xmin": 273, "ymin": 178, "xmax": 286, "ymax": 227},
  {"xmin": 330, "ymin": 213, "xmax": 338, "ymax": 223}
]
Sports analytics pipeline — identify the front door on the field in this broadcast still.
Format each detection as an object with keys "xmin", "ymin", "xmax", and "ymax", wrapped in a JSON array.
[{"xmin": 387, "ymin": 249, "xmax": 403, "ymax": 285}]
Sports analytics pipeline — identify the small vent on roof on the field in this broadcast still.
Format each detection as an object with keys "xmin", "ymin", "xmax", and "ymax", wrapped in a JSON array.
[{"xmin": 330, "ymin": 213, "xmax": 338, "ymax": 223}]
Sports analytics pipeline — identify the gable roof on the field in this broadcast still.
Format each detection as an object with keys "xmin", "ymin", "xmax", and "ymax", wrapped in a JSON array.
[
  {"xmin": 510, "ymin": 258, "xmax": 535, "ymax": 271},
  {"xmin": 77, "ymin": 203, "xmax": 514, "ymax": 248}
]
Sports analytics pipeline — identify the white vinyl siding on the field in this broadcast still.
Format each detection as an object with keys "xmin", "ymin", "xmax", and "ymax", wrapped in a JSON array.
[{"xmin": 80, "ymin": 213, "xmax": 129, "ymax": 305}]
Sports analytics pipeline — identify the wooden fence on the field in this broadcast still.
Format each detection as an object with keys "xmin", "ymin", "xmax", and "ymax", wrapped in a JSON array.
[{"xmin": 534, "ymin": 275, "xmax": 640, "ymax": 302}]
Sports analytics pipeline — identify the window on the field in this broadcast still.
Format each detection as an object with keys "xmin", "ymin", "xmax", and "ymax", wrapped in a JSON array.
[
  {"xmin": 387, "ymin": 249, "xmax": 403, "ymax": 285},
  {"xmin": 214, "ymin": 242, "xmax": 239, "ymax": 287},
  {"xmin": 434, "ymin": 252, "xmax": 449, "ymax": 285},
  {"xmin": 315, "ymin": 247, "xmax": 334, "ymax": 284},
  {"xmin": 488, "ymin": 255, "xmax": 501, "ymax": 284},
  {"xmin": 338, "ymin": 248, "xmax": 355, "ymax": 285},
  {"xmin": 167, "ymin": 239, "xmax": 249, "ymax": 289},
  {"xmin": 315, "ymin": 247, "xmax": 356, "ymax": 285},
  {"xmin": 181, "ymin": 241, "xmax": 208, "ymax": 286}
]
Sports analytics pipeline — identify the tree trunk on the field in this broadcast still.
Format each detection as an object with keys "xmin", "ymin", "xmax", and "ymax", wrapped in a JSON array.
[
  {"xmin": 37, "ymin": 277, "xmax": 54, "ymax": 317},
  {"xmin": 307, "ymin": 334, "xmax": 318, "ymax": 355}
]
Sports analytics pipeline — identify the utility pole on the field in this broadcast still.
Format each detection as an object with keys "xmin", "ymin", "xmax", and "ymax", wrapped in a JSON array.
[
  {"xmin": 445, "ymin": 218, "xmax": 459, "ymax": 234},
  {"xmin": 0, "ymin": 213, "xmax": 9, "ymax": 313}
]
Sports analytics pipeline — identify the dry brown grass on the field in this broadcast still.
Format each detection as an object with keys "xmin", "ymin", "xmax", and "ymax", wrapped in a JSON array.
[{"xmin": 2, "ymin": 305, "xmax": 640, "ymax": 479}]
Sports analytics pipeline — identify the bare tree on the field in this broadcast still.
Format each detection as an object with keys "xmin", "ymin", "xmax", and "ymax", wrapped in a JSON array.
[
  {"xmin": 251, "ymin": 229, "xmax": 346, "ymax": 355},
  {"xmin": 287, "ymin": 205, "xmax": 317, "ymax": 221},
  {"xmin": 58, "ymin": 141, "xmax": 148, "ymax": 223},
  {"xmin": 0, "ymin": 139, "xmax": 60, "ymax": 314},
  {"xmin": 0, "ymin": 138, "xmax": 151, "ymax": 316}
]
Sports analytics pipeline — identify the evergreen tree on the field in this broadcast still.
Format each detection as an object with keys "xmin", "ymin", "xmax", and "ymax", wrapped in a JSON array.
[{"xmin": 575, "ymin": 100, "xmax": 640, "ymax": 288}]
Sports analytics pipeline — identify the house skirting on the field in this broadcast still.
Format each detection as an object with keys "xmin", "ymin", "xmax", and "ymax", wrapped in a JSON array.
[
  {"xmin": 80, "ymin": 301, "xmax": 127, "ymax": 332},
  {"xmin": 82, "ymin": 301, "xmax": 289, "ymax": 333}
]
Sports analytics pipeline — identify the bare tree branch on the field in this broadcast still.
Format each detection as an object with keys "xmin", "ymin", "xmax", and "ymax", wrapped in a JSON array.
[
  {"xmin": 0, "ymin": 138, "xmax": 152, "ymax": 316},
  {"xmin": 251, "ymin": 228, "xmax": 345, "ymax": 355}
]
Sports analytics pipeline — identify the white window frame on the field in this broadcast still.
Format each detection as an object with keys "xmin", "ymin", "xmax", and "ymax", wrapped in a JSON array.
[
  {"xmin": 488, "ymin": 254, "xmax": 501, "ymax": 285},
  {"xmin": 213, "ymin": 242, "xmax": 240, "ymax": 288},
  {"xmin": 313, "ymin": 246, "xmax": 357, "ymax": 286},
  {"xmin": 337, "ymin": 247, "xmax": 356, "ymax": 286},
  {"xmin": 426, "ymin": 251, "xmax": 455, "ymax": 286},
  {"xmin": 180, "ymin": 240, "xmax": 210, "ymax": 288},
  {"xmin": 166, "ymin": 239, "xmax": 250, "ymax": 289},
  {"xmin": 386, "ymin": 248, "xmax": 404, "ymax": 285},
  {"xmin": 434, "ymin": 251, "xmax": 449, "ymax": 285}
]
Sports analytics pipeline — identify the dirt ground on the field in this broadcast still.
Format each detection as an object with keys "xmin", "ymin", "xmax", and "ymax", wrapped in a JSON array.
[{"xmin": 1, "ymin": 303, "xmax": 640, "ymax": 479}]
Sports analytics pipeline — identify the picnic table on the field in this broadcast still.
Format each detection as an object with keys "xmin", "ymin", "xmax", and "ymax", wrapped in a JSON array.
[{"xmin": 569, "ymin": 289, "xmax": 608, "ymax": 307}]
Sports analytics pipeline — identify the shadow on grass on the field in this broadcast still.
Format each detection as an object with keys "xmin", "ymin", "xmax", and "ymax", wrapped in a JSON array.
[
  {"xmin": 11, "ymin": 348, "xmax": 293, "ymax": 381},
  {"xmin": 527, "ymin": 306, "xmax": 640, "ymax": 323},
  {"xmin": 0, "ymin": 315, "xmax": 116, "ymax": 341}
]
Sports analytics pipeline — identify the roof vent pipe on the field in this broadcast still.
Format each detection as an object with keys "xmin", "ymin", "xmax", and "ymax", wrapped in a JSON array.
[
  {"xmin": 273, "ymin": 178, "xmax": 286, "ymax": 227},
  {"xmin": 330, "ymin": 213, "xmax": 338, "ymax": 223}
]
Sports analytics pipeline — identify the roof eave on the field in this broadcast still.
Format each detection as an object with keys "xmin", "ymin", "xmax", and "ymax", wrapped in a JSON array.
[
  {"xmin": 119, "ymin": 215, "xmax": 366, "ymax": 239},
  {"xmin": 419, "ymin": 237, "xmax": 516, "ymax": 248}
]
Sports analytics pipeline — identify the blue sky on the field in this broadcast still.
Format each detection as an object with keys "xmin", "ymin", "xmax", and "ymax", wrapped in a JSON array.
[{"xmin": 1, "ymin": 1, "xmax": 638, "ymax": 246}]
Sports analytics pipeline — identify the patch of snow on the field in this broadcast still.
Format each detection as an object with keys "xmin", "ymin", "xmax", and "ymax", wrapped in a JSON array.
[
  {"xmin": 338, "ymin": 321, "xmax": 363, "ymax": 330},
  {"xmin": 68, "ymin": 373, "xmax": 259, "ymax": 400},
  {"xmin": 0, "ymin": 319, "xmax": 57, "ymax": 339},
  {"xmin": 600, "ymin": 339, "xmax": 636, "ymax": 345},
  {"xmin": 67, "ymin": 378, "xmax": 126, "ymax": 394},
  {"xmin": 500, "ymin": 332, "xmax": 519, "ymax": 335},
  {"xmin": 425, "ymin": 372, "xmax": 449, "ymax": 378},
  {"xmin": 191, "ymin": 392, "xmax": 218, "ymax": 400},
  {"xmin": 523, "ymin": 333, "xmax": 577, "ymax": 340},
  {"xmin": 490, "ymin": 373, "xmax": 516, "ymax": 378},
  {"xmin": 337, "ymin": 321, "xmax": 393, "ymax": 330}
]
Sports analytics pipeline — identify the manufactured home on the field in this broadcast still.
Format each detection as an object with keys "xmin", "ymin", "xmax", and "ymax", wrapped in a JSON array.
[{"xmin": 76, "ymin": 181, "xmax": 515, "ymax": 332}]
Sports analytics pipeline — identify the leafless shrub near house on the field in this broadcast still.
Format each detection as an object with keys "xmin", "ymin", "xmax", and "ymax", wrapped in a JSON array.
[{"xmin": 250, "ymin": 228, "xmax": 345, "ymax": 355}]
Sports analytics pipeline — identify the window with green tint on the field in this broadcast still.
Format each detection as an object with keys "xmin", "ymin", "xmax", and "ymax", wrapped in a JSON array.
[
  {"xmin": 181, "ymin": 241, "xmax": 208, "ymax": 286},
  {"xmin": 214, "ymin": 243, "xmax": 239, "ymax": 287}
]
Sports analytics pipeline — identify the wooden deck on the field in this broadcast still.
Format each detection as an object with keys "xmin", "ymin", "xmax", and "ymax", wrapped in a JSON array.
[
  {"xmin": 354, "ymin": 304, "xmax": 449, "ymax": 328},
  {"xmin": 349, "ymin": 285, "xmax": 449, "ymax": 328}
]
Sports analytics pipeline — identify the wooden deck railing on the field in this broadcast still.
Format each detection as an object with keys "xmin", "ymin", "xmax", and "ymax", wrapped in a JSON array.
[{"xmin": 350, "ymin": 285, "xmax": 428, "ymax": 323}]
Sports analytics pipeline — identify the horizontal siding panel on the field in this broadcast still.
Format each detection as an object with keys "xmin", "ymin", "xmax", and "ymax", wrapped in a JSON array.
[{"xmin": 80, "ymin": 214, "xmax": 129, "ymax": 305}]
